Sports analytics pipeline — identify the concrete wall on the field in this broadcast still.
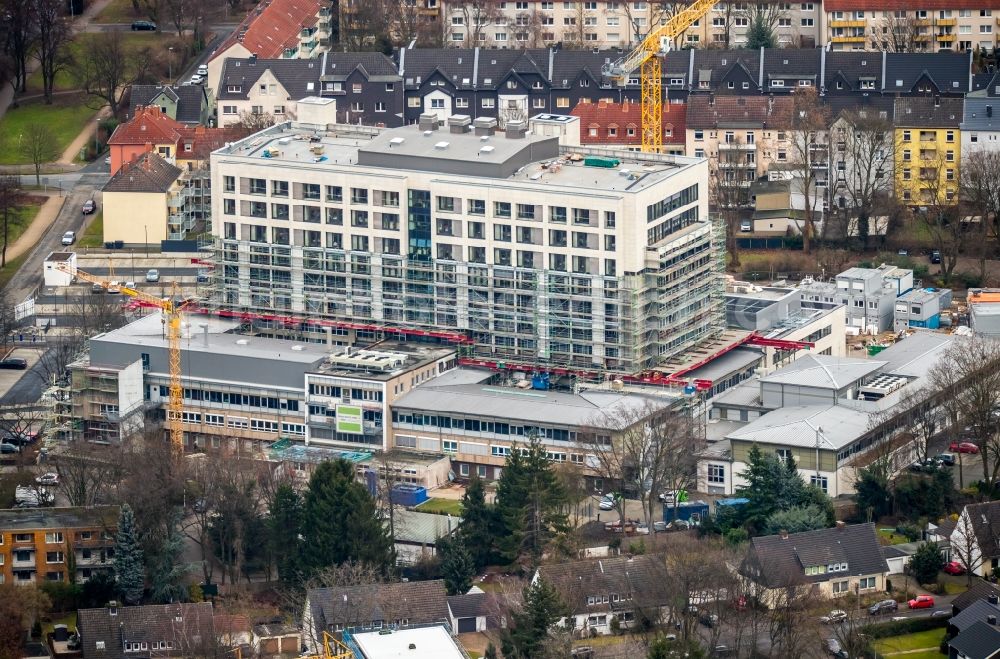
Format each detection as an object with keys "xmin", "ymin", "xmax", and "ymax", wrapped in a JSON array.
[{"xmin": 103, "ymin": 191, "xmax": 169, "ymax": 243}]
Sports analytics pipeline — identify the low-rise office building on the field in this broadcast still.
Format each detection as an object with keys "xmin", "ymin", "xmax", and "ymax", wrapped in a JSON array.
[
  {"xmin": 798, "ymin": 264, "xmax": 913, "ymax": 335},
  {"xmin": 968, "ymin": 289, "xmax": 1000, "ymax": 337},
  {"xmin": 0, "ymin": 507, "xmax": 118, "ymax": 586},
  {"xmin": 893, "ymin": 287, "xmax": 952, "ymax": 332}
]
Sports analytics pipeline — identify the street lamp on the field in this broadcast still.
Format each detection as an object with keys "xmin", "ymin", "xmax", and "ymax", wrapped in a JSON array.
[{"xmin": 168, "ymin": 47, "xmax": 175, "ymax": 81}]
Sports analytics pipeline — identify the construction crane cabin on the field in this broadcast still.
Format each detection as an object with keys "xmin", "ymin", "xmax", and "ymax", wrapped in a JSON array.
[{"xmin": 603, "ymin": 0, "xmax": 717, "ymax": 153}]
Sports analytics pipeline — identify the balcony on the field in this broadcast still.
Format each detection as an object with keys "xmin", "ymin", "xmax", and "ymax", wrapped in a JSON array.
[
  {"xmin": 719, "ymin": 141, "xmax": 756, "ymax": 150},
  {"xmin": 830, "ymin": 19, "xmax": 866, "ymax": 28},
  {"xmin": 936, "ymin": 18, "xmax": 956, "ymax": 26},
  {"xmin": 831, "ymin": 36, "xmax": 865, "ymax": 43},
  {"xmin": 12, "ymin": 557, "xmax": 36, "ymax": 568}
]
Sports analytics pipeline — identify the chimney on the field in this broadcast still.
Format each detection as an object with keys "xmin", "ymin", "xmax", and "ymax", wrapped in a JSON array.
[
  {"xmin": 505, "ymin": 119, "xmax": 527, "ymax": 139},
  {"xmin": 473, "ymin": 116, "xmax": 497, "ymax": 136},
  {"xmin": 249, "ymin": 53, "xmax": 258, "ymax": 65},
  {"xmin": 418, "ymin": 112, "xmax": 439, "ymax": 131},
  {"xmin": 989, "ymin": 615, "xmax": 998, "ymax": 626},
  {"xmin": 990, "ymin": 594, "xmax": 999, "ymax": 606},
  {"xmin": 988, "ymin": 105, "xmax": 994, "ymax": 118},
  {"xmin": 108, "ymin": 600, "xmax": 119, "ymax": 616},
  {"xmin": 448, "ymin": 114, "xmax": 472, "ymax": 134},
  {"xmin": 779, "ymin": 529, "xmax": 788, "ymax": 539},
  {"xmin": 836, "ymin": 520, "xmax": 846, "ymax": 530}
]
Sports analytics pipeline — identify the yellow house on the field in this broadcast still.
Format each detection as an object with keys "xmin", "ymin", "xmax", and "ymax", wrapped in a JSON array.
[
  {"xmin": 894, "ymin": 97, "xmax": 963, "ymax": 206},
  {"xmin": 101, "ymin": 151, "xmax": 182, "ymax": 244}
]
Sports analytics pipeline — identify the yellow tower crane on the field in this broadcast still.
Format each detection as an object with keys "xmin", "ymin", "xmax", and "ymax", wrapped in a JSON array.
[
  {"xmin": 58, "ymin": 263, "xmax": 187, "ymax": 457},
  {"xmin": 603, "ymin": 0, "xmax": 718, "ymax": 153}
]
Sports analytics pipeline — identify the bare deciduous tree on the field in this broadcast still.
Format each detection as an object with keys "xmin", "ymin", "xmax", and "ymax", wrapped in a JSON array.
[
  {"xmin": 0, "ymin": 175, "xmax": 20, "ymax": 269},
  {"xmin": 73, "ymin": 31, "xmax": 152, "ymax": 116},
  {"xmin": 960, "ymin": 149, "xmax": 1000, "ymax": 284},
  {"xmin": 51, "ymin": 443, "xmax": 123, "ymax": 507},
  {"xmin": 454, "ymin": 0, "xmax": 500, "ymax": 47},
  {"xmin": 0, "ymin": 0, "xmax": 38, "ymax": 93},
  {"xmin": 19, "ymin": 123, "xmax": 59, "ymax": 186},
  {"xmin": 785, "ymin": 87, "xmax": 831, "ymax": 254},
  {"xmin": 35, "ymin": 0, "xmax": 72, "ymax": 104},
  {"xmin": 870, "ymin": 13, "xmax": 922, "ymax": 52},
  {"xmin": 828, "ymin": 111, "xmax": 895, "ymax": 247}
]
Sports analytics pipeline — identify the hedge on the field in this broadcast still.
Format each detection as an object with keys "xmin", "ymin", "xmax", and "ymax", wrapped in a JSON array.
[{"xmin": 862, "ymin": 615, "xmax": 949, "ymax": 639}]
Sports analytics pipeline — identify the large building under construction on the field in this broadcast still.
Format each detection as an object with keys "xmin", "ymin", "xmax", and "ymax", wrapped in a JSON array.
[{"xmin": 208, "ymin": 116, "xmax": 721, "ymax": 375}]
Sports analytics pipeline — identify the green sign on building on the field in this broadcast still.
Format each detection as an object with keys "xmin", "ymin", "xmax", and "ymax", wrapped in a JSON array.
[{"xmin": 335, "ymin": 404, "xmax": 363, "ymax": 434}]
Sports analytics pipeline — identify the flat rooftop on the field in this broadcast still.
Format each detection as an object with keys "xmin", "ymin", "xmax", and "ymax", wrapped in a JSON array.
[
  {"xmin": 0, "ymin": 506, "xmax": 118, "ymax": 531},
  {"xmin": 350, "ymin": 625, "xmax": 467, "ymax": 659},
  {"xmin": 214, "ymin": 121, "xmax": 699, "ymax": 193},
  {"xmin": 898, "ymin": 288, "xmax": 947, "ymax": 304}
]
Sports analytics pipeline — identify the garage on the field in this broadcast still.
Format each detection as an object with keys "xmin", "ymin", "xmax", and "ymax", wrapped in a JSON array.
[{"xmin": 456, "ymin": 617, "xmax": 477, "ymax": 633}]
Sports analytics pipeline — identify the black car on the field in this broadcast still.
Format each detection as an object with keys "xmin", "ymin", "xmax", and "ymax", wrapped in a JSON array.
[
  {"xmin": 131, "ymin": 20, "xmax": 157, "ymax": 30},
  {"xmin": 868, "ymin": 599, "xmax": 898, "ymax": 615},
  {"xmin": 935, "ymin": 452, "xmax": 957, "ymax": 466},
  {"xmin": 0, "ymin": 358, "xmax": 27, "ymax": 369},
  {"xmin": 930, "ymin": 250, "xmax": 942, "ymax": 264}
]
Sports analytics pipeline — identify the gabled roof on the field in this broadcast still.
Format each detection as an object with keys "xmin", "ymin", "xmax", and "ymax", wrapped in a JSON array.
[
  {"xmin": 176, "ymin": 125, "xmax": 245, "ymax": 160},
  {"xmin": 954, "ymin": 581, "xmax": 1000, "ymax": 612},
  {"xmin": 447, "ymin": 592, "xmax": 493, "ymax": 619},
  {"xmin": 103, "ymin": 151, "xmax": 182, "ymax": 194},
  {"xmin": 536, "ymin": 554, "xmax": 669, "ymax": 614},
  {"xmin": 692, "ymin": 49, "xmax": 761, "ymax": 89},
  {"xmin": 209, "ymin": 0, "xmax": 321, "ymax": 62},
  {"xmin": 763, "ymin": 49, "xmax": 822, "ymax": 81},
  {"xmin": 307, "ymin": 581, "xmax": 449, "ymax": 631},
  {"xmin": 962, "ymin": 97, "xmax": 1000, "ymax": 132},
  {"xmin": 108, "ymin": 106, "xmax": 184, "ymax": 146},
  {"xmin": 825, "ymin": 95, "xmax": 894, "ymax": 122},
  {"xmin": 760, "ymin": 354, "xmax": 885, "ymax": 390},
  {"xmin": 949, "ymin": 621, "xmax": 1000, "ymax": 659},
  {"xmin": 894, "ymin": 96, "xmax": 963, "ymax": 128},
  {"xmin": 824, "ymin": 51, "xmax": 883, "ymax": 92},
  {"xmin": 218, "ymin": 58, "xmax": 322, "ymax": 100},
  {"xmin": 745, "ymin": 523, "xmax": 888, "ymax": 588},
  {"xmin": 685, "ymin": 95, "xmax": 793, "ymax": 129},
  {"xmin": 399, "ymin": 49, "xmax": 477, "ymax": 89},
  {"xmin": 961, "ymin": 500, "xmax": 1000, "ymax": 560},
  {"xmin": 884, "ymin": 52, "xmax": 970, "ymax": 94},
  {"xmin": 322, "ymin": 52, "xmax": 399, "ymax": 82},
  {"xmin": 78, "ymin": 603, "xmax": 215, "ymax": 659},
  {"xmin": 951, "ymin": 597, "xmax": 1000, "ymax": 633},
  {"xmin": 129, "ymin": 85, "xmax": 209, "ymax": 124},
  {"xmin": 571, "ymin": 100, "xmax": 686, "ymax": 146}
]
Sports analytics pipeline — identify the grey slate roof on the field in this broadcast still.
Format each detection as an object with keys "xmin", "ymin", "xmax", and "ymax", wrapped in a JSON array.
[
  {"xmin": 536, "ymin": 554, "xmax": 670, "ymax": 615},
  {"xmin": 954, "ymin": 581, "xmax": 1000, "ymax": 613},
  {"xmin": 745, "ymin": 523, "xmax": 889, "ymax": 588},
  {"xmin": 824, "ymin": 51, "xmax": 883, "ymax": 92},
  {"xmin": 321, "ymin": 51, "xmax": 398, "ymax": 82},
  {"xmin": 962, "ymin": 97, "xmax": 1000, "ymax": 132},
  {"xmin": 218, "ymin": 58, "xmax": 323, "ymax": 101},
  {"xmin": 825, "ymin": 95, "xmax": 894, "ymax": 122},
  {"xmin": 884, "ymin": 51, "xmax": 971, "ymax": 94},
  {"xmin": 103, "ymin": 152, "xmax": 181, "ymax": 194},
  {"xmin": 78, "ymin": 603, "xmax": 215, "ymax": 659},
  {"xmin": 763, "ymin": 49, "xmax": 822, "ymax": 82},
  {"xmin": 894, "ymin": 96, "xmax": 963, "ymax": 128},
  {"xmin": 307, "ymin": 580, "xmax": 449, "ymax": 631},
  {"xmin": 399, "ymin": 48, "xmax": 477, "ymax": 89},
  {"xmin": 447, "ymin": 593, "xmax": 492, "ymax": 619},
  {"xmin": 949, "ymin": 621, "xmax": 1000, "ymax": 659},
  {"xmin": 129, "ymin": 85, "xmax": 208, "ymax": 124},
  {"xmin": 962, "ymin": 500, "xmax": 1000, "ymax": 561},
  {"xmin": 951, "ymin": 598, "xmax": 1000, "ymax": 633}
]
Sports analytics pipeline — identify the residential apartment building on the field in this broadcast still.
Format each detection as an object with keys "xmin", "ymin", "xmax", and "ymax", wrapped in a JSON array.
[
  {"xmin": 128, "ymin": 84, "xmax": 213, "ymax": 126},
  {"xmin": 216, "ymin": 53, "xmax": 403, "ymax": 128},
  {"xmin": 441, "ymin": 0, "xmax": 662, "ymax": 49},
  {"xmin": 0, "ymin": 507, "xmax": 118, "ymax": 586},
  {"xmin": 961, "ymin": 77, "xmax": 1000, "ymax": 159},
  {"xmin": 205, "ymin": 0, "xmax": 332, "ymax": 92},
  {"xmin": 69, "ymin": 313, "xmax": 456, "ymax": 452},
  {"xmin": 677, "ymin": 2, "xmax": 823, "ymax": 48},
  {"xmin": 894, "ymin": 96, "xmax": 963, "ymax": 206},
  {"xmin": 570, "ymin": 99, "xmax": 686, "ymax": 154},
  {"xmin": 824, "ymin": 0, "xmax": 1000, "ymax": 52},
  {"xmin": 102, "ymin": 152, "xmax": 184, "ymax": 244},
  {"xmin": 209, "ymin": 117, "xmax": 718, "ymax": 374}
]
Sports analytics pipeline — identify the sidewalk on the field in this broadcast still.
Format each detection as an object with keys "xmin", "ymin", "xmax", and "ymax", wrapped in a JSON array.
[
  {"xmin": 57, "ymin": 105, "xmax": 110, "ymax": 165},
  {"xmin": 5, "ymin": 194, "xmax": 64, "ymax": 262}
]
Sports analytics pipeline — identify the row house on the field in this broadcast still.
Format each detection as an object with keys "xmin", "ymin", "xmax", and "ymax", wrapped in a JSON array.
[
  {"xmin": 205, "ymin": 0, "xmax": 332, "ymax": 92},
  {"xmin": 570, "ymin": 99, "xmax": 687, "ymax": 153},
  {"xmin": 961, "ymin": 72, "xmax": 1000, "ymax": 159},
  {"xmin": 894, "ymin": 96, "xmax": 963, "ymax": 205},
  {"xmin": 823, "ymin": 0, "xmax": 1000, "ymax": 52},
  {"xmin": 217, "ymin": 52, "xmax": 403, "ymax": 128}
]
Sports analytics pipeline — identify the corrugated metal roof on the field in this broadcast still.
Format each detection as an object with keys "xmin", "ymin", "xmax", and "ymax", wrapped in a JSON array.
[
  {"xmin": 760, "ymin": 354, "xmax": 885, "ymax": 390},
  {"xmin": 726, "ymin": 404, "xmax": 871, "ymax": 450}
]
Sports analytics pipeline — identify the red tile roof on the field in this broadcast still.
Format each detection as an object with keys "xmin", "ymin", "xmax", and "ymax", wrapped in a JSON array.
[
  {"xmin": 108, "ymin": 106, "xmax": 184, "ymax": 146},
  {"xmin": 570, "ymin": 101, "xmax": 687, "ymax": 146},
  {"xmin": 210, "ymin": 0, "xmax": 321, "ymax": 62},
  {"xmin": 826, "ymin": 0, "xmax": 995, "ymax": 9},
  {"xmin": 176, "ymin": 125, "xmax": 247, "ymax": 160}
]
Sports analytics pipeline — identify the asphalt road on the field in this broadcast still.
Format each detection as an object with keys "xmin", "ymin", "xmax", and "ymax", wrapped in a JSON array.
[
  {"xmin": 0, "ymin": 348, "xmax": 57, "ymax": 405},
  {"xmin": 5, "ymin": 173, "xmax": 109, "ymax": 303}
]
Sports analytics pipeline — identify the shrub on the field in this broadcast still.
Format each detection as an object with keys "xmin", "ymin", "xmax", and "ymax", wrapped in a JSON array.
[{"xmin": 862, "ymin": 615, "xmax": 948, "ymax": 639}]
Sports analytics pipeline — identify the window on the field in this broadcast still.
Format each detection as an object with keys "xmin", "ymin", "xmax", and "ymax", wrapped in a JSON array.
[
  {"xmin": 45, "ymin": 533, "xmax": 63, "ymax": 544},
  {"xmin": 556, "ymin": 97, "xmax": 569, "ymax": 108},
  {"xmin": 494, "ymin": 202, "xmax": 511, "ymax": 218},
  {"xmin": 810, "ymin": 475, "xmax": 829, "ymax": 493},
  {"xmin": 801, "ymin": 17, "xmax": 814, "ymax": 26},
  {"xmin": 326, "ymin": 186, "xmax": 343, "ymax": 202},
  {"xmin": 708, "ymin": 464, "xmax": 725, "ymax": 484},
  {"xmin": 46, "ymin": 552, "xmax": 64, "ymax": 564},
  {"xmin": 482, "ymin": 98, "xmax": 495, "ymax": 109},
  {"xmin": 351, "ymin": 188, "xmax": 368, "ymax": 204},
  {"xmin": 459, "ymin": 463, "xmax": 470, "ymax": 476},
  {"xmin": 859, "ymin": 576, "xmax": 876, "ymax": 589},
  {"xmin": 223, "ymin": 175, "xmax": 236, "ymax": 193},
  {"xmin": 832, "ymin": 580, "xmax": 850, "ymax": 594}
]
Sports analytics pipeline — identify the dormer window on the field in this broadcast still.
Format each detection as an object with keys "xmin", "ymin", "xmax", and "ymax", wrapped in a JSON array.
[{"xmin": 227, "ymin": 85, "xmax": 241, "ymax": 93}]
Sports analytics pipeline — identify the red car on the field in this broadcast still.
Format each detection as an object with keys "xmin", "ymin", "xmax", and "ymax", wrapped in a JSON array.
[
  {"xmin": 949, "ymin": 441, "xmax": 979, "ymax": 454},
  {"xmin": 943, "ymin": 561, "xmax": 966, "ymax": 575},
  {"xmin": 908, "ymin": 595, "xmax": 935, "ymax": 609}
]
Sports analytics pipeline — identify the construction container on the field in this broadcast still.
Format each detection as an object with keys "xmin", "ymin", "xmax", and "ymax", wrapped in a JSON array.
[
  {"xmin": 663, "ymin": 499, "xmax": 709, "ymax": 523},
  {"xmin": 583, "ymin": 156, "xmax": 620, "ymax": 168},
  {"xmin": 391, "ymin": 484, "xmax": 428, "ymax": 507}
]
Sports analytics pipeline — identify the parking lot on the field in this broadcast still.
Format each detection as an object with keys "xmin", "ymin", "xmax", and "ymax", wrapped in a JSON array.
[{"xmin": 0, "ymin": 347, "xmax": 44, "ymax": 400}]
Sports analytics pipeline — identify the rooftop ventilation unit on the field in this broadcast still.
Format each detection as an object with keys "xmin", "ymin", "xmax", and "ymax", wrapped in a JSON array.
[
  {"xmin": 434, "ymin": 141, "xmax": 450, "ymax": 150},
  {"xmin": 859, "ymin": 374, "xmax": 909, "ymax": 401},
  {"xmin": 480, "ymin": 145, "xmax": 495, "ymax": 153}
]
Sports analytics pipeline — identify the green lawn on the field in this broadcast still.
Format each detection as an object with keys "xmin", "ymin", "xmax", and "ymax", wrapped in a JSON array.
[
  {"xmin": 415, "ymin": 498, "xmax": 464, "ymax": 516},
  {"xmin": 1, "ymin": 201, "xmax": 43, "ymax": 250},
  {"xmin": 878, "ymin": 528, "xmax": 914, "ymax": 545},
  {"xmin": 78, "ymin": 212, "xmax": 104, "ymax": 248},
  {"xmin": 0, "ymin": 251, "xmax": 30, "ymax": 289},
  {"xmin": 874, "ymin": 628, "xmax": 946, "ymax": 655},
  {"xmin": 0, "ymin": 95, "xmax": 96, "ymax": 165},
  {"xmin": 93, "ymin": 0, "xmax": 144, "ymax": 23}
]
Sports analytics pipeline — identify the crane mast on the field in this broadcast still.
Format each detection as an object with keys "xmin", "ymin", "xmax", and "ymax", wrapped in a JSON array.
[
  {"xmin": 57, "ymin": 264, "xmax": 186, "ymax": 457},
  {"xmin": 603, "ymin": 0, "xmax": 719, "ymax": 153}
]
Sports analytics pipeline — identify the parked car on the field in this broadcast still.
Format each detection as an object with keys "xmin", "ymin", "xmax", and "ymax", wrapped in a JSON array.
[
  {"xmin": 82, "ymin": 199, "xmax": 96, "ymax": 214},
  {"xmin": 16, "ymin": 485, "xmax": 54, "ymax": 506},
  {"xmin": 145, "ymin": 269, "xmax": 160, "ymax": 283},
  {"xmin": 935, "ymin": 452, "xmax": 957, "ymax": 466},
  {"xmin": 598, "ymin": 493, "xmax": 620, "ymax": 511},
  {"xmin": 930, "ymin": 250, "xmax": 942, "ymax": 264},
  {"xmin": 104, "ymin": 155, "xmax": 111, "ymax": 165},
  {"xmin": 820, "ymin": 610, "xmax": 848, "ymax": 624},
  {"xmin": 868, "ymin": 599, "xmax": 898, "ymax": 615},
  {"xmin": 931, "ymin": 609, "xmax": 951, "ymax": 618},
  {"xmin": 107, "ymin": 281, "xmax": 121, "ymax": 294},
  {"xmin": 61, "ymin": 231, "xmax": 75, "ymax": 245},
  {"xmin": 196, "ymin": 64, "xmax": 208, "ymax": 76},
  {"xmin": 908, "ymin": 595, "xmax": 935, "ymax": 609},
  {"xmin": 633, "ymin": 523, "xmax": 650, "ymax": 535},
  {"xmin": 898, "ymin": 248, "xmax": 909, "ymax": 256},
  {"xmin": 91, "ymin": 283, "xmax": 105, "ymax": 294},
  {"xmin": 698, "ymin": 611, "xmax": 719, "ymax": 628},
  {"xmin": 950, "ymin": 441, "xmax": 979, "ymax": 454},
  {"xmin": 0, "ymin": 358, "xmax": 28, "ymax": 369},
  {"xmin": 188, "ymin": 74, "xmax": 205, "ymax": 85},
  {"xmin": 658, "ymin": 490, "xmax": 680, "ymax": 504},
  {"xmin": 653, "ymin": 521, "xmax": 668, "ymax": 533},
  {"xmin": 0, "ymin": 442, "xmax": 20, "ymax": 454},
  {"xmin": 35, "ymin": 472, "xmax": 59, "ymax": 486},
  {"xmin": 943, "ymin": 561, "xmax": 965, "ymax": 575},
  {"xmin": 826, "ymin": 638, "xmax": 849, "ymax": 658},
  {"xmin": 739, "ymin": 220, "xmax": 752, "ymax": 232},
  {"xmin": 131, "ymin": 20, "xmax": 157, "ymax": 30}
]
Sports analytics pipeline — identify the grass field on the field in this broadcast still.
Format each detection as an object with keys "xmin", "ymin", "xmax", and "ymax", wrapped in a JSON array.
[
  {"xmin": 25, "ymin": 32, "xmax": 169, "ymax": 95},
  {"xmin": 1, "ymin": 201, "xmax": 43, "ymax": 251},
  {"xmin": 873, "ymin": 628, "xmax": 946, "ymax": 656},
  {"xmin": 78, "ymin": 213, "xmax": 104, "ymax": 248},
  {"xmin": 92, "ymin": 0, "xmax": 143, "ymax": 23},
  {"xmin": 877, "ymin": 528, "xmax": 914, "ymax": 545},
  {"xmin": 415, "ymin": 498, "xmax": 464, "ymax": 516},
  {"xmin": 0, "ymin": 251, "xmax": 30, "ymax": 290},
  {"xmin": 0, "ymin": 95, "xmax": 95, "ymax": 165}
]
